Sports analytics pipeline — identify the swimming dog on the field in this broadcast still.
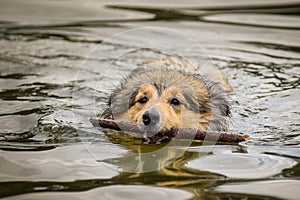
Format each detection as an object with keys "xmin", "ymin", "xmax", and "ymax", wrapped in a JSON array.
[{"xmin": 102, "ymin": 57, "xmax": 231, "ymax": 138}]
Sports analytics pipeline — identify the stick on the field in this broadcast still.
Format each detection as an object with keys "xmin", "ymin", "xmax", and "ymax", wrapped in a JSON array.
[{"xmin": 90, "ymin": 117, "xmax": 249, "ymax": 145}]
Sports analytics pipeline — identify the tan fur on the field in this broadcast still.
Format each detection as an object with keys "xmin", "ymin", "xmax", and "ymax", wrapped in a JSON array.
[
  {"xmin": 126, "ymin": 81, "xmax": 213, "ymax": 130},
  {"xmin": 102, "ymin": 57, "xmax": 231, "ymax": 133},
  {"xmin": 141, "ymin": 56, "xmax": 232, "ymax": 92}
]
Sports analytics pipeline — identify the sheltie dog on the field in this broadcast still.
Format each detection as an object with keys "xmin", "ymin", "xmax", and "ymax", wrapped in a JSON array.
[{"xmin": 102, "ymin": 57, "xmax": 232, "ymax": 138}]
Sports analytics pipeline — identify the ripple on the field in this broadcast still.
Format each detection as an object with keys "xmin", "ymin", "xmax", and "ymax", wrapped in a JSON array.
[
  {"xmin": 215, "ymin": 180, "xmax": 300, "ymax": 200},
  {"xmin": 185, "ymin": 153, "xmax": 297, "ymax": 179},
  {"xmin": 1, "ymin": 185, "xmax": 193, "ymax": 200},
  {"xmin": 0, "ymin": 143, "xmax": 121, "ymax": 182},
  {"xmin": 203, "ymin": 13, "xmax": 300, "ymax": 29},
  {"xmin": 0, "ymin": 143, "xmax": 58, "ymax": 151},
  {"xmin": 0, "ymin": 0, "xmax": 154, "ymax": 26},
  {"xmin": 93, "ymin": 185, "xmax": 193, "ymax": 200},
  {"xmin": 0, "ymin": 114, "xmax": 40, "ymax": 136}
]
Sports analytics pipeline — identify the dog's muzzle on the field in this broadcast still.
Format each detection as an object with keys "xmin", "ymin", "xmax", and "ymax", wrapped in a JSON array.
[
  {"xmin": 141, "ymin": 108, "xmax": 161, "ymax": 137},
  {"xmin": 142, "ymin": 109, "xmax": 160, "ymax": 126}
]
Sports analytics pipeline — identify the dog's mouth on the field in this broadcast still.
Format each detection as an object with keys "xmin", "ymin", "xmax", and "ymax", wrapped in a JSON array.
[
  {"xmin": 141, "ymin": 125, "xmax": 172, "ymax": 145},
  {"xmin": 141, "ymin": 134, "xmax": 171, "ymax": 145},
  {"xmin": 139, "ymin": 120, "xmax": 173, "ymax": 145},
  {"xmin": 141, "ymin": 124, "xmax": 162, "ymax": 137}
]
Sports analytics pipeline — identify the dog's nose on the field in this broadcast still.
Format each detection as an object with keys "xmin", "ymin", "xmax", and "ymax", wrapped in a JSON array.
[{"xmin": 142, "ymin": 109, "xmax": 160, "ymax": 126}]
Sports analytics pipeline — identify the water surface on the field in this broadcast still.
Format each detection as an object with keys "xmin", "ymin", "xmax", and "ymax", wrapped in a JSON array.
[{"xmin": 0, "ymin": 0, "xmax": 300, "ymax": 199}]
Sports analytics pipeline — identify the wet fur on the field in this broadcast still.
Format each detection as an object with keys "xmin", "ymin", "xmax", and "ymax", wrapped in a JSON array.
[{"xmin": 102, "ymin": 57, "xmax": 231, "ymax": 132}]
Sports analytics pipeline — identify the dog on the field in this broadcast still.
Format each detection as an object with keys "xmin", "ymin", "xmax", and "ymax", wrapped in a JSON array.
[{"xmin": 101, "ymin": 57, "xmax": 231, "ymax": 138}]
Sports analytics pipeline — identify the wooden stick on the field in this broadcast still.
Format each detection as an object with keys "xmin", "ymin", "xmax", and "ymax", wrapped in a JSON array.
[{"xmin": 90, "ymin": 117, "xmax": 249, "ymax": 145}]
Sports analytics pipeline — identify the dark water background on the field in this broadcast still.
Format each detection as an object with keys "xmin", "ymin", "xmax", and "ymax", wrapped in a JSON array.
[{"xmin": 0, "ymin": 0, "xmax": 300, "ymax": 199}]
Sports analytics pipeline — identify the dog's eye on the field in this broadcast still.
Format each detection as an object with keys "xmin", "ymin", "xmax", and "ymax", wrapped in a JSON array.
[
  {"xmin": 138, "ymin": 96, "xmax": 148, "ymax": 104},
  {"xmin": 170, "ymin": 98, "xmax": 181, "ymax": 106}
]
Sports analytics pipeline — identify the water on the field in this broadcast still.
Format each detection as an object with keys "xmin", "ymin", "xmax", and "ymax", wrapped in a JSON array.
[{"xmin": 0, "ymin": 0, "xmax": 300, "ymax": 199}]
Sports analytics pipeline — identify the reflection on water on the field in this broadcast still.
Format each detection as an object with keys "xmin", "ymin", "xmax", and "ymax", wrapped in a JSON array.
[
  {"xmin": 0, "ymin": 0, "xmax": 300, "ymax": 199},
  {"xmin": 1, "ymin": 185, "xmax": 194, "ymax": 200}
]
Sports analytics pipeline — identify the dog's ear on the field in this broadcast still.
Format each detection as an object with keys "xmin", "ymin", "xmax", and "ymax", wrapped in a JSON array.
[{"xmin": 101, "ymin": 107, "xmax": 114, "ymax": 119}]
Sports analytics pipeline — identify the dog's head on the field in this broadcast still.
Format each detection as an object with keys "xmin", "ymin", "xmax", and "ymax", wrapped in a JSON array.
[{"xmin": 102, "ymin": 67, "xmax": 230, "ymax": 136}]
